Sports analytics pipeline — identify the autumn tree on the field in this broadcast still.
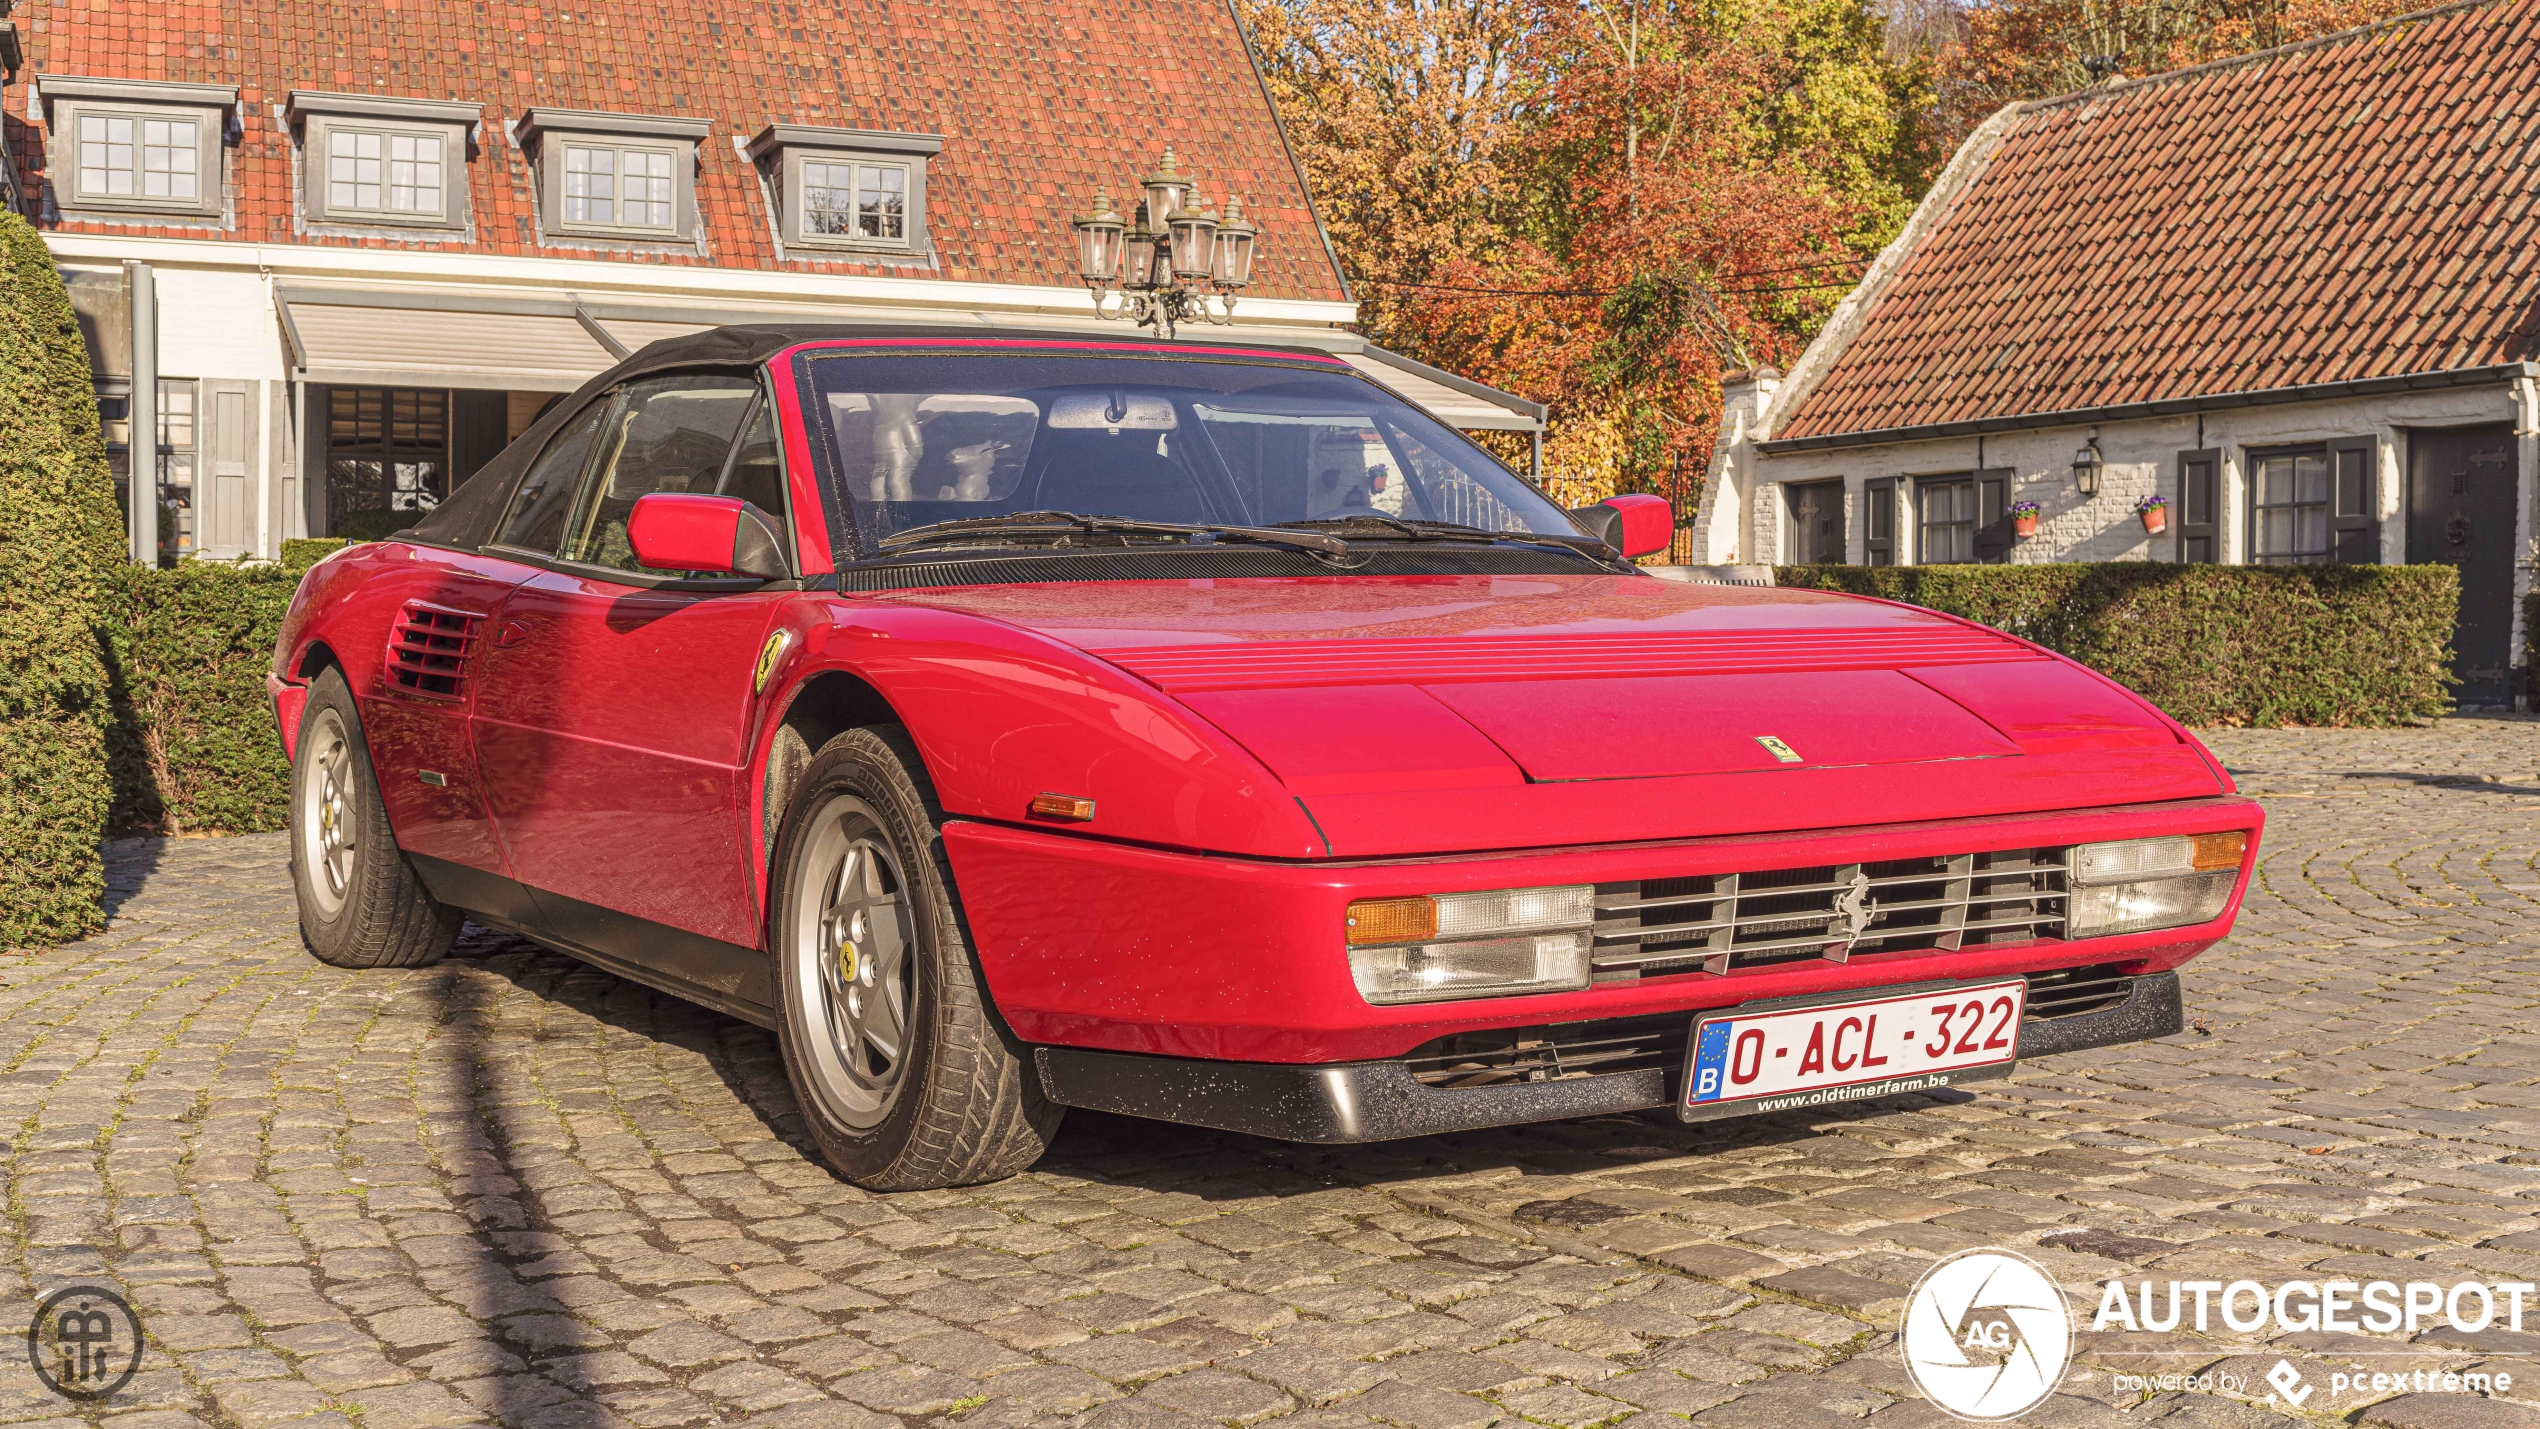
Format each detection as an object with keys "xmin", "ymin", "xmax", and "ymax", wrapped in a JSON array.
[
  {"xmin": 1934, "ymin": 0, "xmax": 2428, "ymax": 140},
  {"xmin": 1242, "ymin": 0, "xmax": 1933, "ymax": 516}
]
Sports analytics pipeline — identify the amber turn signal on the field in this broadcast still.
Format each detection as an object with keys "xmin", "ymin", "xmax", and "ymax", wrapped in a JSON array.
[
  {"xmin": 1028, "ymin": 792, "xmax": 1096, "ymax": 822},
  {"xmin": 2190, "ymin": 830, "xmax": 2247, "ymax": 871},
  {"xmin": 1346, "ymin": 896, "xmax": 1437, "ymax": 947}
]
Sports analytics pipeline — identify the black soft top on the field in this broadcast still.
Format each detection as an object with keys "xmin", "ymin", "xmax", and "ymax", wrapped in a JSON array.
[{"xmin": 402, "ymin": 324, "xmax": 1346, "ymax": 552}]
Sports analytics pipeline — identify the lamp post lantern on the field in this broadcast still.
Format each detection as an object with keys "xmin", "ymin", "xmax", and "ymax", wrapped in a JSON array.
[{"xmin": 1073, "ymin": 149, "xmax": 1259, "ymax": 339}]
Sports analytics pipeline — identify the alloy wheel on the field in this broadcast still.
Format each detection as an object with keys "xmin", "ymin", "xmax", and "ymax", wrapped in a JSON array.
[
  {"xmin": 297, "ymin": 707, "xmax": 358, "ymax": 918},
  {"xmin": 789, "ymin": 795, "xmax": 917, "ymax": 1129}
]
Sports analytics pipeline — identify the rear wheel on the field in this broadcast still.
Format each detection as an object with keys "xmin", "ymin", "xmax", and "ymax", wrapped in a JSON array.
[
  {"xmin": 289, "ymin": 667, "xmax": 460, "ymax": 968},
  {"xmin": 770, "ymin": 726, "xmax": 1059, "ymax": 1189}
]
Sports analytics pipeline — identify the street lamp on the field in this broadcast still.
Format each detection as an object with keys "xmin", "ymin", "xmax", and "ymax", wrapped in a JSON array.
[{"xmin": 1073, "ymin": 149, "xmax": 1260, "ymax": 339}]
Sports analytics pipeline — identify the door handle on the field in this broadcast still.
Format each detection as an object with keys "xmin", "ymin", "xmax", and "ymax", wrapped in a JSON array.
[{"xmin": 493, "ymin": 619, "xmax": 533, "ymax": 648}]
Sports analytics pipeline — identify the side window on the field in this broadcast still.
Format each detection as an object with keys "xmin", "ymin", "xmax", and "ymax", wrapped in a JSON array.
[
  {"xmin": 559, "ymin": 373, "xmax": 760, "ymax": 572},
  {"xmin": 495, "ymin": 396, "xmax": 610, "ymax": 553},
  {"xmin": 719, "ymin": 393, "xmax": 788, "ymax": 523}
]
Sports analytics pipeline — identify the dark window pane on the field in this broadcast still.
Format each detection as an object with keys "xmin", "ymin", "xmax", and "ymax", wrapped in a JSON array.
[
  {"xmin": 719, "ymin": 396, "xmax": 788, "ymax": 522},
  {"xmin": 562, "ymin": 374, "xmax": 760, "ymax": 571},
  {"xmin": 498, "ymin": 397, "xmax": 610, "ymax": 553},
  {"xmin": 1919, "ymin": 478, "xmax": 1975, "ymax": 563},
  {"xmin": 2252, "ymin": 449, "xmax": 2333, "ymax": 564},
  {"xmin": 2334, "ymin": 447, "xmax": 2367, "ymax": 517}
]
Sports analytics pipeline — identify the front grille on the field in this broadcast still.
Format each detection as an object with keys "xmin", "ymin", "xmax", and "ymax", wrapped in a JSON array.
[
  {"xmin": 1593, "ymin": 846, "xmax": 2069, "ymax": 981},
  {"xmin": 385, "ymin": 601, "xmax": 483, "ymax": 700},
  {"xmin": 1401, "ymin": 964, "xmax": 2133, "ymax": 1089}
]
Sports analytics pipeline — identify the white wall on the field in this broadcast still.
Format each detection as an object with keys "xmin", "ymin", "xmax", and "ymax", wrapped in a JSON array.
[{"xmin": 1711, "ymin": 386, "xmax": 2518, "ymax": 567}]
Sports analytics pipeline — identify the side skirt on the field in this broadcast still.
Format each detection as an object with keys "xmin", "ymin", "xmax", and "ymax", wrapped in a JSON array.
[{"xmin": 409, "ymin": 853, "xmax": 778, "ymax": 1030}]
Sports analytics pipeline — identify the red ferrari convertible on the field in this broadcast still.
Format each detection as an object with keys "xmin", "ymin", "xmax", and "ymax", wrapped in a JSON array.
[{"xmin": 270, "ymin": 327, "xmax": 2262, "ymax": 1190}]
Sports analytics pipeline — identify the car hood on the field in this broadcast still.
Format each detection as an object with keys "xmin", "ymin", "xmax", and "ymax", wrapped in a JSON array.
[{"xmin": 872, "ymin": 575, "xmax": 2225, "ymax": 854}]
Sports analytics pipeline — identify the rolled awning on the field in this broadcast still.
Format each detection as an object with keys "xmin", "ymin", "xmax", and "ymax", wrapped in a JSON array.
[{"xmin": 273, "ymin": 287, "xmax": 1547, "ymax": 431}]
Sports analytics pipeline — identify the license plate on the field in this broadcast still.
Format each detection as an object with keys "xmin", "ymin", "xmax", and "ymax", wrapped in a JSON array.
[{"xmin": 1680, "ymin": 979, "xmax": 2025, "ymax": 1121}]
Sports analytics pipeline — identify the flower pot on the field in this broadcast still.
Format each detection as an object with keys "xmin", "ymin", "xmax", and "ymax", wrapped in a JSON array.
[
  {"xmin": 2013, "ymin": 516, "xmax": 2039, "ymax": 539},
  {"xmin": 2139, "ymin": 506, "xmax": 2167, "ymax": 534}
]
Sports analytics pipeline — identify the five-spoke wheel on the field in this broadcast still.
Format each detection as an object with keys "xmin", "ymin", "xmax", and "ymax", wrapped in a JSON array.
[{"xmin": 791, "ymin": 799, "xmax": 917, "ymax": 1128}]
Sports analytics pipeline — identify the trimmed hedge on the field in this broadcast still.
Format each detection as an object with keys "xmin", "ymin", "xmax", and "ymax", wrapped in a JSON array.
[
  {"xmin": 336, "ymin": 508, "xmax": 426, "ymax": 542},
  {"xmin": 282, "ymin": 537, "xmax": 348, "ymax": 569},
  {"xmin": 106, "ymin": 563, "xmax": 303, "ymax": 836},
  {"xmin": 1776, "ymin": 563, "xmax": 2459, "ymax": 727},
  {"xmin": 1, "ymin": 214, "xmax": 124, "ymax": 947}
]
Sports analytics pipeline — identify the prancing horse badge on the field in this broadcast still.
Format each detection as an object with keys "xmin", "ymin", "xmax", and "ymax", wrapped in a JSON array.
[{"xmin": 1754, "ymin": 735, "xmax": 1803, "ymax": 764}]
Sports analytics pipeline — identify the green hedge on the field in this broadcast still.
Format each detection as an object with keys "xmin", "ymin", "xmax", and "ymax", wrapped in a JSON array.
[
  {"xmin": 105, "ymin": 563, "xmax": 303, "ymax": 835},
  {"xmin": 1, "ymin": 213, "xmax": 124, "ymax": 947},
  {"xmin": 1775, "ymin": 563, "xmax": 2459, "ymax": 727},
  {"xmin": 335, "ymin": 508, "xmax": 426, "ymax": 542},
  {"xmin": 282, "ymin": 537, "xmax": 348, "ymax": 569}
]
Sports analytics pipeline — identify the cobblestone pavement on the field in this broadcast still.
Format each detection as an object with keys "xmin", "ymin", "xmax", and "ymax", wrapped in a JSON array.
[{"xmin": 6, "ymin": 720, "xmax": 2539, "ymax": 1429}]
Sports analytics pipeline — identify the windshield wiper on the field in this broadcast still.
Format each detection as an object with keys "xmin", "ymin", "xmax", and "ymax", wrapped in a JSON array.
[
  {"xmin": 1273, "ymin": 516, "xmax": 1621, "ymax": 560},
  {"xmin": 877, "ymin": 511, "xmax": 1350, "ymax": 558}
]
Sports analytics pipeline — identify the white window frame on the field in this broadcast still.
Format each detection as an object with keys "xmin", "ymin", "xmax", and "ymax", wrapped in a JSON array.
[
  {"xmin": 559, "ymin": 141, "xmax": 681, "ymax": 235},
  {"xmin": 321, "ymin": 124, "xmax": 449, "ymax": 222},
  {"xmin": 745, "ymin": 124, "xmax": 942, "ymax": 257},
  {"xmin": 38, "ymin": 77, "xmax": 235, "ymax": 220}
]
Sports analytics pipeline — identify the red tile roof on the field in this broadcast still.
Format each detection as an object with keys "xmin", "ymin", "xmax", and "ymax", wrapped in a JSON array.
[
  {"xmin": 3, "ymin": 0, "xmax": 1348, "ymax": 303},
  {"xmin": 1774, "ymin": 0, "xmax": 2540, "ymax": 442}
]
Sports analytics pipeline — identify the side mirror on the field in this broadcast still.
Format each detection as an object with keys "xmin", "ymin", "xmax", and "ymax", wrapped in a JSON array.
[
  {"xmin": 627, "ymin": 493, "xmax": 790, "ymax": 581},
  {"xmin": 1568, "ymin": 493, "xmax": 1674, "ymax": 560}
]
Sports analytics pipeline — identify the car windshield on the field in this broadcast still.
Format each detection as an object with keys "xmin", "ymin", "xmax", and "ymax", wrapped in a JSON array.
[{"xmin": 801, "ymin": 352, "xmax": 1574, "ymax": 559}]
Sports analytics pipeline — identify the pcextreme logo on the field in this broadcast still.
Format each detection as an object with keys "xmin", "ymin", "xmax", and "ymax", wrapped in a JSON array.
[{"xmin": 1901, "ymin": 1248, "xmax": 2074, "ymax": 1422}]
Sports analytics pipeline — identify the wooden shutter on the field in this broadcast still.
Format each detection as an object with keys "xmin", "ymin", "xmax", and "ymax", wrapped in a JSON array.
[
  {"xmin": 1972, "ymin": 467, "xmax": 2015, "ymax": 564},
  {"xmin": 200, "ymin": 379, "xmax": 258, "ymax": 560},
  {"xmin": 2175, "ymin": 448, "xmax": 2220, "ymax": 563},
  {"xmin": 1863, "ymin": 479, "xmax": 1894, "ymax": 565},
  {"xmin": 2330, "ymin": 436, "xmax": 2378, "ymax": 564}
]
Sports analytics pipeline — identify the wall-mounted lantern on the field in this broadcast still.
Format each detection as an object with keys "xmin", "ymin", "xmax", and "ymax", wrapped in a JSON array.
[{"xmin": 2072, "ymin": 431, "xmax": 2105, "ymax": 499}]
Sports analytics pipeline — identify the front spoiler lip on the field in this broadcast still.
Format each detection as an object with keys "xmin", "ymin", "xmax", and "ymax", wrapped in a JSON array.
[{"xmin": 1033, "ymin": 971, "xmax": 2183, "ymax": 1143}]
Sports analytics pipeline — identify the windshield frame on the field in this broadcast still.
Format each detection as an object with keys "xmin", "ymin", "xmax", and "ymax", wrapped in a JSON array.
[{"xmin": 784, "ymin": 342, "xmax": 1577, "ymax": 571}]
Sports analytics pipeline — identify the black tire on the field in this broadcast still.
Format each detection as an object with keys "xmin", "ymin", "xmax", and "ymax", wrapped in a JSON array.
[
  {"xmin": 288, "ymin": 666, "xmax": 460, "ymax": 969},
  {"xmin": 768, "ymin": 725, "xmax": 1060, "ymax": 1190}
]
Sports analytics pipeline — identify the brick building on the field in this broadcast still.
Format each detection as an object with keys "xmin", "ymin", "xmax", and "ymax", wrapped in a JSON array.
[
  {"xmin": 1694, "ymin": 0, "xmax": 2537, "ymax": 706},
  {"xmin": 1, "ymin": 0, "xmax": 1540, "ymax": 559}
]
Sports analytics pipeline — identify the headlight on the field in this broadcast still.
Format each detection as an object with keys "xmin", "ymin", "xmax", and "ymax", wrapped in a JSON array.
[
  {"xmin": 2067, "ymin": 833, "xmax": 2244, "ymax": 938},
  {"xmin": 1345, "ymin": 885, "xmax": 1594, "ymax": 1005}
]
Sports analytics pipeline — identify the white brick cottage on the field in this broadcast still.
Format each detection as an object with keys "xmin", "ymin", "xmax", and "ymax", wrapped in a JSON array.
[{"xmin": 1694, "ymin": 0, "xmax": 2538, "ymax": 708}]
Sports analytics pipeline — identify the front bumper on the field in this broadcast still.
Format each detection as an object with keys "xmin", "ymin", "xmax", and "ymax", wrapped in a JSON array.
[{"xmin": 1035, "ymin": 969, "xmax": 2182, "ymax": 1142}]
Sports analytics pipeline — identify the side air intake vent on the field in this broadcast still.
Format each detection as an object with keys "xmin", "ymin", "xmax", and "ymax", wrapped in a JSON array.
[{"xmin": 385, "ymin": 602, "xmax": 483, "ymax": 700}]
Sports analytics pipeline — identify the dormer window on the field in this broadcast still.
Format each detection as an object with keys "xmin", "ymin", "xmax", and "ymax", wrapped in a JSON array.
[
  {"xmin": 747, "ymin": 124, "xmax": 942, "ymax": 257},
  {"xmin": 38, "ymin": 75, "xmax": 235, "ymax": 220},
  {"xmin": 287, "ymin": 91, "xmax": 481, "ymax": 233},
  {"xmin": 519, "ymin": 108, "xmax": 709, "ymax": 245}
]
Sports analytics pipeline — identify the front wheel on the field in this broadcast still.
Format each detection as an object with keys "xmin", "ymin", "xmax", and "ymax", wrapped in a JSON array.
[
  {"xmin": 770, "ymin": 726, "xmax": 1060, "ymax": 1189},
  {"xmin": 289, "ymin": 667, "xmax": 460, "ymax": 968}
]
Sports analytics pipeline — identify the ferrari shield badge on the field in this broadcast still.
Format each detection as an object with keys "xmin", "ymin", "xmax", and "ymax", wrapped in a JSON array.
[
  {"xmin": 1754, "ymin": 734, "xmax": 1803, "ymax": 764},
  {"xmin": 753, "ymin": 629, "xmax": 791, "ymax": 694}
]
